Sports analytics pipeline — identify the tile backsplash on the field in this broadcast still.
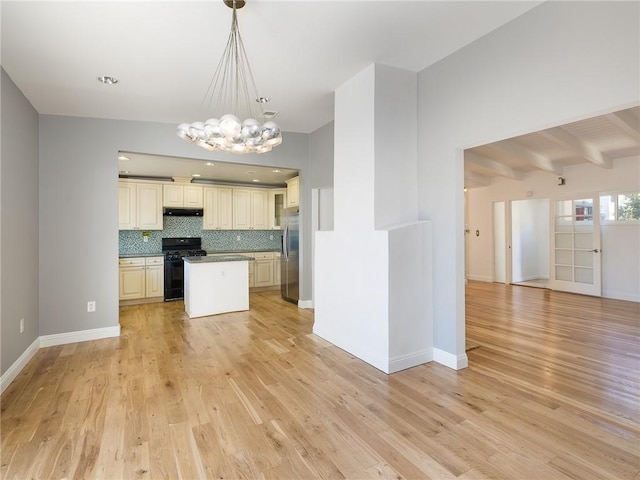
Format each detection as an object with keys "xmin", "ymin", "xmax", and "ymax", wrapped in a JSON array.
[{"xmin": 119, "ymin": 216, "xmax": 283, "ymax": 255}]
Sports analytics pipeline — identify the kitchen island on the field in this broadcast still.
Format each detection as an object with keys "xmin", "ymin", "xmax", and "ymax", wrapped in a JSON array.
[{"xmin": 183, "ymin": 255, "xmax": 252, "ymax": 318}]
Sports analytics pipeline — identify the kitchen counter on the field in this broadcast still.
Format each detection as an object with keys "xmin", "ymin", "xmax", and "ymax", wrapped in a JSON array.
[
  {"xmin": 205, "ymin": 249, "xmax": 280, "ymax": 255},
  {"xmin": 183, "ymin": 255, "xmax": 250, "ymax": 318},
  {"xmin": 184, "ymin": 255, "xmax": 253, "ymax": 264},
  {"xmin": 119, "ymin": 252, "xmax": 163, "ymax": 258}
]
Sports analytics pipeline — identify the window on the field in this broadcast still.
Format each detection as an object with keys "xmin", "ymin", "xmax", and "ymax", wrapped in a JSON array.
[{"xmin": 600, "ymin": 193, "xmax": 640, "ymax": 222}]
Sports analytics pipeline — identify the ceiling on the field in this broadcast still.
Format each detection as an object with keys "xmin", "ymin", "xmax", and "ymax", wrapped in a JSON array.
[
  {"xmin": 118, "ymin": 151, "xmax": 298, "ymax": 187},
  {"xmin": 1, "ymin": 1, "xmax": 542, "ymax": 135},
  {"xmin": 464, "ymin": 106, "xmax": 640, "ymax": 189},
  {"xmin": 5, "ymin": 1, "xmax": 636, "ymax": 187}
]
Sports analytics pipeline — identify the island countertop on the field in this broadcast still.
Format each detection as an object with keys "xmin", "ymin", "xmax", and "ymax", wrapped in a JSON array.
[{"xmin": 183, "ymin": 255, "xmax": 253, "ymax": 264}]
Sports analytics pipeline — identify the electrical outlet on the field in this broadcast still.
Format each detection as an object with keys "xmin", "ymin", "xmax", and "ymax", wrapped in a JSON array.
[
  {"xmin": 87, "ymin": 301, "xmax": 96, "ymax": 312},
  {"xmin": 269, "ymin": 234, "xmax": 273, "ymax": 240},
  {"xmin": 20, "ymin": 318, "xmax": 24, "ymax": 334},
  {"xmin": 237, "ymin": 235, "xmax": 241, "ymax": 241}
]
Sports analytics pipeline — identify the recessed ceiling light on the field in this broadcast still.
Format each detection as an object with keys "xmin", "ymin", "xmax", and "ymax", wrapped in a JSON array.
[
  {"xmin": 192, "ymin": 174, "xmax": 201, "ymax": 177},
  {"xmin": 119, "ymin": 170, "xmax": 129, "ymax": 174},
  {"xmin": 118, "ymin": 155, "xmax": 130, "ymax": 161},
  {"xmin": 272, "ymin": 169, "xmax": 281, "ymax": 173},
  {"xmin": 97, "ymin": 75, "xmax": 119, "ymax": 85},
  {"xmin": 252, "ymin": 179, "xmax": 260, "ymax": 182},
  {"xmin": 205, "ymin": 162, "xmax": 215, "ymax": 166}
]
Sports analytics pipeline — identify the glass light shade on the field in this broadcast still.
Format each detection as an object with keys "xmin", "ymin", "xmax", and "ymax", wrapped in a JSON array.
[
  {"xmin": 196, "ymin": 139, "xmax": 215, "ymax": 151},
  {"xmin": 204, "ymin": 118, "xmax": 221, "ymax": 138},
  {"xmin": 265, "ymin": 134, "xmax": 282, "ymax": 147},
  {"xmin": 189, "ymin": 122, "xmax": 206, "ymax": 140},
  {"xmin": 241, "ymin": 118, "xmax": 261, "ymax": 138},
  {"xmin": 219, "ymin": 114, "xmax": 242, "ymax": 139},
  {"xmin": 255, "ymin": 144, "xmax": 272, "ymax": 154},
  {"xmin": 177, "ymin": 123, "xmax": 191, "ymax": 140}
]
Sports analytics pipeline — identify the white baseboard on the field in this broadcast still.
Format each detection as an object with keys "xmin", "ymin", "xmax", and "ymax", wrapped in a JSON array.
[
  {"xmin": 518, "ymin": 274, "xmax": 550, "ymax": 282},
  {"xmin": 602, "ymin": 290, "xmax": 640, "ymax": 303},
  {"xmin": 433, "ymin": 348, "xmax": 468, "ymax": 370},
  {"xmin": 388, "ymin": 349, "xmax": 433, "ymax": 374},
  {"xmin": 0, "ymin": 337, "xmax": 40, "ymax": 394},
  {"xmin": 40, "ymin": 326, "xmax": 121, "ymax": 347},
  {"xmin": 298, "ymin": 299, "xmax": 313, "ymax": 309},
  {"xmin": 466, "ymin": 274, "xmax": 492, "ymax": 282},
  {"xmin": 1, "ymin": 326, "xmax": 121, "ymax": 394}
]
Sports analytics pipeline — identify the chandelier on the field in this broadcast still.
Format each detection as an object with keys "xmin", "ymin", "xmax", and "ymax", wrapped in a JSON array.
[{"xmin": 177, "ymin": 0, "xmax": 282, "ymax": 154}]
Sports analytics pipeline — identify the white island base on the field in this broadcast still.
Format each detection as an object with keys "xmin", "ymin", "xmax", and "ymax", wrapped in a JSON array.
[{"xmin": 183, "ymin": 255, "xmax": 251, "ymax": 318}]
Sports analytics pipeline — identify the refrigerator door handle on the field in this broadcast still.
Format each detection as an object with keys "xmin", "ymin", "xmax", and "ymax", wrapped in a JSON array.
[{"xmin": 283, "ymin": 225, "xmax": 289, "ymax": 261}]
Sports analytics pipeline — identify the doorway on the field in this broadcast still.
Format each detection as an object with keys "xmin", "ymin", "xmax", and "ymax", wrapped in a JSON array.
[
  {"xmin": 492, "ymin": 198, "xmax": 550, "ymax": 288},
  {"xmin": 510, "ymin": 198, "xmax": 549, "ymax": 288}
]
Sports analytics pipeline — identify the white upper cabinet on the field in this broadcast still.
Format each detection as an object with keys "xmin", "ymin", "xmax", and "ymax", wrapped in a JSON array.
[
  {"xmin": 233, "ymin": 188, "xmax": 269, "ymax": 230},
  {"xmin": 118, "ymin": 182, "xmax": 137, "ymax": 230},
  {"xmin": 184, "ymin": 185, "xmax": 204, "ymax": 208},
  {"xmin": 268, "ymin": 189, "xmax": 287, "ymax": 230},
  {"xmin": 163, "ymin": 184, "xmax": 203, "ymax": 208},
  {"xmin": 136, "ymin": 183, "xmax": 164, "ymax": 230},
  {"xmin": 203, "ymin": 186, "xmax": 233, "ymax": 230},
  {"xmin": 250, "ymin": 189, "xmax": 269, "ymax": 230},
  {"xmin": 286, "ymin": 176, "xmax": 299, "ymax": 207},
  {"xmin": 118, "ymin": 181, "xmax": 163, "ymax": 230},
  {"xmin": 232, "ymin": 189, "xmax": 251, "ymax": 229},
  {"xmin": 163, "ymin": 184, "xmax": 183, "ymax": 207}
]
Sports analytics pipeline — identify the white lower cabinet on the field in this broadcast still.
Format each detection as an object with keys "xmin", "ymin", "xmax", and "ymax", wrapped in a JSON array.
[
  {"xmin": 119, "ymin": 258, "xmax": 145, "ymax": 300},
  {"xmin": 119, "ymin": 256, "xmax": 164, "ymax": 301},
  {"xmin": 253, "ymin": 252, "xmax": 274, "ymax": 288},
  {"xmin": 144, "ymin": 257, "xmax": 164, "ymax": 298},
  {"xmin": 248, "ymin": 256, "xmax": 255, "ymax": 288},
  {"xmin": 207, "ymin": 251, "xmax": 278, "ymax": 289},
  {"xmin": 273, "ymin": 252, "xmax": 281, "ymax": 286},
  {"xmin": 254, "ymin": 260, "xmax": 273, "ymax": 287}
]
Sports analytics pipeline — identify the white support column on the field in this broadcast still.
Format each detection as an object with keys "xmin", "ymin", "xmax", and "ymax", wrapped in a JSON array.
[{"xmin": 314, "ymin": 64, "xmax": 433, "ymax": 374}]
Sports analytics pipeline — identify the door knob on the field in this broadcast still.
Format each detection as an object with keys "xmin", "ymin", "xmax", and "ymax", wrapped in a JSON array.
[{"xmin": 591, "ymin": 249, "xmax": 600, "ymax": 253}]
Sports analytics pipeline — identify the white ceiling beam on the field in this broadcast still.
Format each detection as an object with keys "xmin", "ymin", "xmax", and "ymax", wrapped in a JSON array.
[
  {"xmin": 465, "ymin": 152, "xmax": 523, "ymax": 180},
  {"xmin": 489, "ymin": 141, "xmax": 564, "ymax": 175},
  {"xmin": 606, "ymin": 110, "xmax": 640, "ymax": 139},
  {"xmin": 538, "ymin": 127, "xmax": 612, "ymax": 169},
  {"xmin": 464, "ymin": 170, "xmax": 491, "ymax": 187}
]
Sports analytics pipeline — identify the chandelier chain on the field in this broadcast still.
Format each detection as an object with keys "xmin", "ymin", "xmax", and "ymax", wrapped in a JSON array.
[{"xmin": 177, "ymin": 0, "xmax": 282, "ymax": 154}]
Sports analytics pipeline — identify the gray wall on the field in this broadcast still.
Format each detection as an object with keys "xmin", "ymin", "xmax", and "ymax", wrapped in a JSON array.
[
  {"xmin": 1, "ymin": 69, "xmax": 40, "ymax": 375},
  {"xmin": 309, "ymin": 121, "xmax": 334, "ymax": 189},
  {"xmin": 306, "ymin": 121, "xmax": 335, "ymax": 301},
  {"xmin": 418, "ymin": 1, "xmax": 639, "ymax": 355},
  {"xmin": 39, "ymin": 115, "xmax": 310, "ymax": 336}
]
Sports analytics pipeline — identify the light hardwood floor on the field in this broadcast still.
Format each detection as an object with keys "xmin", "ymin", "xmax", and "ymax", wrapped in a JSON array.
[{"xmin": 1, "ymin": 284, "xmax": 639, "ymax": 479}]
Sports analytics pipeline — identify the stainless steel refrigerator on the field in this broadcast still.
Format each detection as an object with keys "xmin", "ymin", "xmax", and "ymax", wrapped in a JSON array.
[{"xmin": 281, "ymin": 206, "xmax": 299, "ymax": 304}]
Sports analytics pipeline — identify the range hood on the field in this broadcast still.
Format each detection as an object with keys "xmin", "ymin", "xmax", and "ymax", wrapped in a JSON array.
[{"xmin": 163, "ymin": 208, "xmax": 203, "ymax": 217}]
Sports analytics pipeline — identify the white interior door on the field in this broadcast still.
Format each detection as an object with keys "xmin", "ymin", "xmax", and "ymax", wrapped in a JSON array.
[{"xmin": 551, "ymin": 196, "xmax": 602, "ymax": 296}]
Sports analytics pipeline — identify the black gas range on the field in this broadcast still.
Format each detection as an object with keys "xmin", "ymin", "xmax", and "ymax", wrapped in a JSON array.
[{"xmin": 162, "ymin": 237, "xmax": 207, "ymax": 301}]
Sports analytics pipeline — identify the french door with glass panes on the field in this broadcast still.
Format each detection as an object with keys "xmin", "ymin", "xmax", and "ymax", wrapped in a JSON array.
[{"xmin": 551, "ymin": 196, "xmax": 601, "ymax": 296}]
